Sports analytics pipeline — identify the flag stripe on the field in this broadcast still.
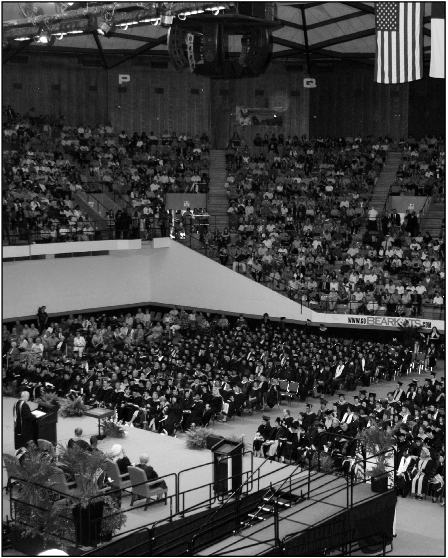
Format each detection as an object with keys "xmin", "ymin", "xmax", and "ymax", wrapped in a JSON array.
[
  {"xmin": 430, "ymin": 2, "xmax": 445, "ymax": 78},
  {"xmin": 375, "ymin": 2, "xmax": 423, "ymax": 84}
]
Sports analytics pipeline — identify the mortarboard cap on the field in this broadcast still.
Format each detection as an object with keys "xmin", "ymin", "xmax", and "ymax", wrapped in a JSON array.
[{"xmin": 262, "ymin": 415, "xmax": 270, "ymax": 421}]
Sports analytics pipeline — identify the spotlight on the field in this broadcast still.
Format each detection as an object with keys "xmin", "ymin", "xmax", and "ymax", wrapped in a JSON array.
[
  {"xmin": 161, "ymin": 14, "xmax": 174, "ymax": 26},
  {"xmin": 35, "ymin": 26, "xmax": 51, "ymax": 43},
  {"xmin": 177, "ymin": 13, "xmax": 186, "ymax": 20},
  {"xmin": 97, "ymin": 19, "xmax": 112, "ymax": 35}
]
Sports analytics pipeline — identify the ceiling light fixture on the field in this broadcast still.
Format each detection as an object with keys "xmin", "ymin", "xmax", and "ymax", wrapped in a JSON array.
[
  {"xmin": 177, "ymin": 13, "xmax": 186, "ymax": 20},
  {"xmin": 161, "ymin": 14, "xmax": 174, "ymax": 26},
  {"xmin": 97, "ymin": 19, "xmax": 112, "ymax": 35},
  {"xmin": 34, "ymin": 24, "xmax": 52, "ymax": 43}
]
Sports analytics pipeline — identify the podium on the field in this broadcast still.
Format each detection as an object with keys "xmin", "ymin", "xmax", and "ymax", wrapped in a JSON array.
[
  {"xmin": 211, "ymin": 439, "xmax": 244, "ymax": 496},
  {"xmin": 33, "ymin": 402, "xmax": 58, "ymax": 445}
]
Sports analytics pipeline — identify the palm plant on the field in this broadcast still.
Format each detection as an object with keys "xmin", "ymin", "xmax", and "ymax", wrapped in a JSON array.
[
  {"xmin": 8, "ymin": 451, "xmax": 74, "ymax": 549},
  {"xmin": 397, "ymin": 321, "xmax": 424, "ymax": 349},
  {"xmin": 359, "ymin": 423, "xmax": 395, "ymax": 478}
]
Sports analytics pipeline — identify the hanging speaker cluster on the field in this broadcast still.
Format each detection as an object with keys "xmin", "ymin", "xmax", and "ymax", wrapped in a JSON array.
[{"xmin": 168, "ymin": 22, "xmax": 271, "ymax": 78}]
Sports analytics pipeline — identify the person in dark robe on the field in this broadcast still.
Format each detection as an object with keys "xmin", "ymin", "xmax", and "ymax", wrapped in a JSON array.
[
  {"xmin": 68, "ymin": 427, "xmax": 92, "ymax": 452},
  {"xmin": 13, "ymin": 391, "xmax": 36, "ymax": 450},
  {"xmin": 253, "ymin": 416, "xmax": 273, "ymax": 457}
]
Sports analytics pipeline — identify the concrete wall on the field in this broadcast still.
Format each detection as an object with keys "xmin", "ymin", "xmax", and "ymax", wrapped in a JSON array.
[
  {"xmin": 148, "ymin": 240, "xmax": 311, "ymax": 321},
  {"xmin": 3, "ymin": 239, "xmax": 311, "ymax": 322}
]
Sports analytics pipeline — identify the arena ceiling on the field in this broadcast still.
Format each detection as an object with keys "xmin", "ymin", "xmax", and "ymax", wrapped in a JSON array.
[{"xmin": 2, "ymin": 2, "xmax": 434, "ymax": 68}]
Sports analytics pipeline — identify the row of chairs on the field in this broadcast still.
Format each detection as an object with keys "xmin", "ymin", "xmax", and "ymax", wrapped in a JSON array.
[{"xmin": 3, "ymin": 448, "xmax": 168, "ymax": 512}]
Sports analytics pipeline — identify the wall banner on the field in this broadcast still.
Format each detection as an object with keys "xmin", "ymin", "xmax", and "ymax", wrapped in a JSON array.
[{"xmin": 345, "ymin": 315, "xmax": 433, "ymax": 329}]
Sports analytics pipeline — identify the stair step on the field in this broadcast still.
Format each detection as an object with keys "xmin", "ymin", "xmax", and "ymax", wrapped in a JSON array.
[{"xmin": 247, "ymin": 513, "xmax": 267, "ymax": 521}]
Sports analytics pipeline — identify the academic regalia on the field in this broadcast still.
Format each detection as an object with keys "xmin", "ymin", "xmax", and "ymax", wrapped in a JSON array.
[{"xmin": 13, "ymin": 399, "xmax": 36, "ymax": 450}]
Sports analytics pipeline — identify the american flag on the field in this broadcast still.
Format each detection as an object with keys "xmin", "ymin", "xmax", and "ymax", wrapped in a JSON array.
[{"xmin": 375, "ymin": 2, "xmax": 423, "ymax": 84}]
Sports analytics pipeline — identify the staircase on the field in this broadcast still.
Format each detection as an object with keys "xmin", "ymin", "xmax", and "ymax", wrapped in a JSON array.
[
  {"xmin": 244, "ymin": 488, "xmax": 303, "ymax": 526},
  {"xmin": 207, "ymin": 150, "xmax": 229, "ymax": 232},
  {"xmin": 369, "ymin": 151, "xmax": 402, "ymax": 213},
  {"xmin": 420, "ymin": 199, "xmax": 445, "ymax": 238}
]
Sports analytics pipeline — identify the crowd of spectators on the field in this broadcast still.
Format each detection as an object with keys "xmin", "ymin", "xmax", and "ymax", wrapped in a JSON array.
[
  {"xmin": 394, "ymin": 135, "xmax": 445, "ymax": 198},
  {"xmin": 205, "ymin": 133, "xmax": 445, "ymax": 318},
  {"xmin": 2, "ymin": 105, "xmax": 211, "ymax": 244},
  {"xmin": 3, "ymin": 306, "xmax": 445, "ymax": 503}
]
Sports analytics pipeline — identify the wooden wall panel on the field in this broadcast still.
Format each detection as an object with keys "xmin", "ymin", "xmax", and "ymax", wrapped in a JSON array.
[
  {"xmin": 3, "ymin": 56, "xmax": 109, "ymax": 125},
  {"xmin": 408, "ymin": 73, "xmax": 445, "ymax": 139},
  {"xmin": 106, "ymin": 64, "xmax": 210, "ymax": 136},
  {"xmin": 309, "ymin": 62, "xmax": 409, "ymax": 140},
  {"xmin": 210, "ymin": 64, "xmax": 309, "ymax": 148},
  {"xmin": 4, "ymin": 55, "xmax": 424, "ymax": 146}
]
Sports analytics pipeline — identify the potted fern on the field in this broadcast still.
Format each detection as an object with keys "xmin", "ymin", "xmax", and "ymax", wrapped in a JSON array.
[
  {"xmin": 360, "ymin": 423, "xmax": 395, "ymax": 493},
  {"xmin": 8, "ymin": 450, "xmax": 74, "ymax": 554},
  {"xmin": 9, "ymin": 445, "xmax": 126, "ymax": 552},
  {"xmin": 59, "ymin": 396, "xmax": 89, "ymax": 417},
  {"xmin": 56, "ymin": 443, "xmax": 126, "ymax": 547}
]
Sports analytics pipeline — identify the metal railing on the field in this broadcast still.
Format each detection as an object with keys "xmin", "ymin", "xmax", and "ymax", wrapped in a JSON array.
[{"xmin": 9, "ymin": 470, "xmax": 177, "ymax": 549}]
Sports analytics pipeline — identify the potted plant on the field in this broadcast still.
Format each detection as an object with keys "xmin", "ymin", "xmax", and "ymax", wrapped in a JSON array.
[
  {"xmin": 56, "ymin": 443, "xmax": 126, "ymax": 547},
  {"xmin": 311, "ymin": 452, "xmax": 335, "ymax": 473},
  {"xmin": 7, "ymin": 450, "xmax": 75, "ymax": 554},
  {"xmin": 9, "ymin": 444, "xmax": 126, "ymax": 552},
  {"xmin": 360, "ymin": 423, "xmax": 395, "ymax": 493},
  {"xmin": 184, "ymin": 426, "xmax": 214, "ymax": 449},
  {"xmin": 397, "ymin": 321, "xmax": 424, "ymax": 350},
  {"xmin": 35, "ymin": 391, "xmax": 60, "ymax": 409},
  {"xmin": 59, "ymin": 396, "xmax": 89, "ymax": 417}
]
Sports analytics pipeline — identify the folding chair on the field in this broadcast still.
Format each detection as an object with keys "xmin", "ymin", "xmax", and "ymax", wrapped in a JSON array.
[
  {"xmin": 127, "ymin": 467, "xmax": 167, "ymax": 510},
  {"xmin": 278, "ymin": 380, "xmax": 289, "ymax": 404},
  {"xmin": 105, "ymin": 460, "xmax": 132, "ymax": 496},
  {"xmin": 287, "ymin": 381, "xmax": 299, "ymax": 405},
  {"xmin": 413, "ymin": 352, "xmax": 426, "ymax": 374}
]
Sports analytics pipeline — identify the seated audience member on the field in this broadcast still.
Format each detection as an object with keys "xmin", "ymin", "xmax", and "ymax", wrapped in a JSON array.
[
  {"xmin": 136, "ymin": 453, "xmax": 168, "ymax": 490},
  {"xmin": 110, "ymin": 443, "xmax": 133, "ymax": 480},
  {"xmin": 68, "ymin": 427, "xmax": 92, "ymax": 452}
]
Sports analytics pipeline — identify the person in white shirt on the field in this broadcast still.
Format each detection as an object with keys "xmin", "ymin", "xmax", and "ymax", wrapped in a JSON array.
[{"xmin": 73, "ymin": 331, "xmax": 86, "ymax": 358}]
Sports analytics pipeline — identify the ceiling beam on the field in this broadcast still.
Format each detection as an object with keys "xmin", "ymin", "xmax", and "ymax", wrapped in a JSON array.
[
  {"xmin": 272, "ymin": 36, "xmax": 307, "ymax": 53},
  {"xmin": 288, "ymin": 3, "xmax": 326, "ymax": 10},
  {"xmin": 106, "ymin": 34, "xmax": 168, "ymax": 69},
  {"xmin": 307, "ymin": 10, "xmax": 371, "ymax": 30},
  {"xmin": 107, "ymin": 31, "xmax": 158, "ymax": 43},
  {"xmin": 92, "ymin": 31, "xmax": 109, "ymax": 70},
  {"xmin": 309, "ymin": 28, "xmax": 375, "ymax": 51},
  {"xmin": 340, "ymin": 2, "xmax": 375, "ymax": 15},
  {"xmin": 2, "ymin": 38, "xmax": 33, "ymax": 64},
  {"xmin": 301, "ymin": 6, "xmax": 312, "ymax": 74},
  {"xmin": 277, "ymin": 18, "xmax": 304, "ymax": 31}
]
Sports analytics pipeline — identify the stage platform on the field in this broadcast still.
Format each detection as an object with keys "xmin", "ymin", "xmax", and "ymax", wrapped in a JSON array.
[
  {"xmin": 2, "ymin": 397, "xmax": 297, "ymax": 545},
  {"xmin": 2, "ymin": 388, "xmax": 445, "ymax": 557}
]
